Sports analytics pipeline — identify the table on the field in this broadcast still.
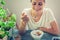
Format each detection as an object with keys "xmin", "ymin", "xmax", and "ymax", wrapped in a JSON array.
[{"xmin": 10, "ymin": 30, "xmax": 60, "ymax": 40}]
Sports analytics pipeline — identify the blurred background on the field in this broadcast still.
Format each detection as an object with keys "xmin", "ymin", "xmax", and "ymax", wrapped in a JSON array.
[{"xmin": 4, "ymin": 0, "xmax": 60, "ymax": 29}]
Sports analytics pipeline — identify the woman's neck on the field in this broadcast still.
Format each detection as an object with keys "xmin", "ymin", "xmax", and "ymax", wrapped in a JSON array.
[{"xmin": 30, "ymin": 9, "xmax": 43, "ymax": 22}]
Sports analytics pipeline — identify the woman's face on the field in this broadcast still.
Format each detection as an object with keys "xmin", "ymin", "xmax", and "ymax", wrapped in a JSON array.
[{"xmin": 31, "ymin": 0, "xmax": 45, "ymax": 11}]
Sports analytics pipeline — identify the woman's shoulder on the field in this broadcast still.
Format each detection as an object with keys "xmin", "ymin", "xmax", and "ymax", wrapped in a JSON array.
[
  {"xmin": 43, "ymin": 7, "xmax": 54, "ymax": 17},
  {"xmin": 44, "ymin": 7, "xmax": 53, "ymax": 13},
  {"xmin": 22, "ymin": 8, "xmax": 32, "ymax": 13},
  {"xmin": 43, "ymin": 7, "xmax": 54, "ymax": 16}
]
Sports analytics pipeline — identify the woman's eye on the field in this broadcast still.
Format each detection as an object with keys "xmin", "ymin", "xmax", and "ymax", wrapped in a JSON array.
[
  {"xmin": 33, "ymin": 2, "xmax": 36, "ymax": 5},
  {"xmin": 38, "ymin": 2, "xmax": 43, "ymax": 6}
]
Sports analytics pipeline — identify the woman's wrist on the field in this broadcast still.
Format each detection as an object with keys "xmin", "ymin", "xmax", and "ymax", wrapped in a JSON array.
[
  {"xmin": 19, "ymin": 20, "xmax": 26, "ymax": 31},
  {"xmin": 22, "ymin": 20, "xmax": 27, "ymax": 25}
]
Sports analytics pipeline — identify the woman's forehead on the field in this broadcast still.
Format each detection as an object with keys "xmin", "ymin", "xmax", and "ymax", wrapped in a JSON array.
[{"xmin": 32, "ymin": 0, "xmax": 44, "ymax": 2}]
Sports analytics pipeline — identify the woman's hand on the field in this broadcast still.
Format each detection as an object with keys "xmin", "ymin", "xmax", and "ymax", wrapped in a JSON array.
[
  {"xmin": 17, "ymin": 13, "xmax": 29, "ymax": 33},
  {"xmin": 21, "ymin": 13, "xmax": 29, "ymax": 23},
  {"xmin": 38, "ymin": 27, "xmax": 47, "ymax": 31}
]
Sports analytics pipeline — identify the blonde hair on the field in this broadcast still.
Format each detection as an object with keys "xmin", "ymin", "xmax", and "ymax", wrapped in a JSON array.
[{"xmin": 30, "ymin": 0, "xmax": 45, "ymax": 2}]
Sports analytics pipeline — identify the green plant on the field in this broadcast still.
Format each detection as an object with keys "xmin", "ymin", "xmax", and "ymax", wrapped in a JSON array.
[
  {"xmin": 7, "ymin": 13, "xmax": 16, "ymax": 22},
  {"xmin": 0, "ymin": 7, "xmax": 7, "ymax": 18},
  {"xmin": 1, "ymin": 21, "xmax": 15, "ymax": 31},
  {"xmin": 0, "ymin": 21, "xmax": 5, "ymax": 29},
  {"xmin": 0, "ymin": 0, "xmax": 6, "ymax": 5},
  {"xmin": 0, "ymin": 0, "xmax": 16, "ymax": 37},
  {"xmin": 0, "ymin": 30, "xmax": 6, "ymax": 39}
]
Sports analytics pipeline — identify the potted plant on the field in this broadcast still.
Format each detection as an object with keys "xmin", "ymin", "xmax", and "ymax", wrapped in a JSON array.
[
  {"xmin": 0, "ymin": 0, "xmax": 16, "ymax": 37},
  {"xmin": 0, "ymin": 1, "xmax": 17, "ymax": 40}
]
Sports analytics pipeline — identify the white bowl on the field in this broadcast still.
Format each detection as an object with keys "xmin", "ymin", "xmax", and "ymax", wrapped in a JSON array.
[{"xmin": 30, "ymin": 30, "xmax": 44, "ymax": 40}]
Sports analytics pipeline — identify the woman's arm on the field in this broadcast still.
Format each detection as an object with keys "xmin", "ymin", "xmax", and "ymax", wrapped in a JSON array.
[
  {"xmin": 16, "ymin": 13, "xmax": 29, "ymax": 32},
  {"xmin": 39, "ymin": 21, "xmax": 60, "ymax": 35}
]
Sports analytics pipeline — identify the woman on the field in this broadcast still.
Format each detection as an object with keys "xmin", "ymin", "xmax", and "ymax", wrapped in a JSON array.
[{"xmin": 17, "ymin": 0, "xmax": 60, "ymax": 35}]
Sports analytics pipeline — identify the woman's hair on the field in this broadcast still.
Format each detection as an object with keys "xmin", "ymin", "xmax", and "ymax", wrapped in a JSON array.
[{"xmin": 30, "ymin": 0, "xmax": 45, "ymax": 2}]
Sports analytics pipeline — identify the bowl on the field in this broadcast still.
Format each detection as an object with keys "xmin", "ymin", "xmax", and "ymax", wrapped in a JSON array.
[{"xmin": 30, "ymin": 30, "xmax": 44, "ymax": 40}]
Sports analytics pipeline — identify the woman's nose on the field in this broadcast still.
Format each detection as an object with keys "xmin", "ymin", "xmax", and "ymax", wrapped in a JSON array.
[{"xmin": 35, "ymin": 5, "xmax": 40, "ymax": 11}]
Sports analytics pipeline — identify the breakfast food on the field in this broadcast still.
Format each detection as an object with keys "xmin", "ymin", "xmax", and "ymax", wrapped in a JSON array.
[
  {"xmin": 36, "ymin": 31, "xmax": 41, "ymax": 36},
  {"xmin": 33, "ymin": 31, "xmax": 41, "ymax": 36}
]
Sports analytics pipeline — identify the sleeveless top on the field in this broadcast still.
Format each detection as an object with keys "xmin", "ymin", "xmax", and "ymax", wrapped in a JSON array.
[{"xmin": 21, "ymin": 8, "xmax": 55, "ymax": 30}]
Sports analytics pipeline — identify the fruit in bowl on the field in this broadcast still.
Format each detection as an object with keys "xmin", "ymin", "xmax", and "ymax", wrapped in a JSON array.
[{"xmin": 30, "ymin": 30, "xmax": 44, "ymax": 40}]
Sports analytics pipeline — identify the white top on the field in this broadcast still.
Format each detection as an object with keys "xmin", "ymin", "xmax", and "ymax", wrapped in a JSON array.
[{"xmin": 21, "ymin": 8, "xmax": 56, "ymax": 30}]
